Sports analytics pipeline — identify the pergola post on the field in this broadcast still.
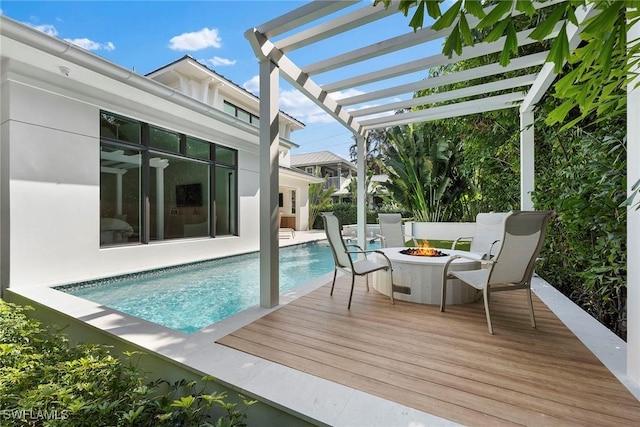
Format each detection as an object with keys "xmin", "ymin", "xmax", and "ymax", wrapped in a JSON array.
[
  {"xmin": 627, "ymin": 14, "xmax": 640, "ymax": 385},
  {"xmin": 519, "ymin": 110, "xmax": 535, "ymax": 211},
  {"xmin": 356, "ymin": 135, "xmax": 367, "ymax": 250},
  {"xmin": 259, "ymin": 58, "xmax": 280, "ymax": 308}
]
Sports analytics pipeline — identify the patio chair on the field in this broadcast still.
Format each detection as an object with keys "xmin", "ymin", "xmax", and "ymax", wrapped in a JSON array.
[
  {"xmin": 441, "ymin": 210, "xmax": 554, "ymax": 334},
  {"xmin": 377, "ymin": 213, "xmax": 416, "ymax": 248},
  {"xmin": 322, "ymin": 212, "xmax": 405, "ymax": 309},
  {"xmin": 451, "ymin": 212, "xmax": 509, "ymax": 259}
]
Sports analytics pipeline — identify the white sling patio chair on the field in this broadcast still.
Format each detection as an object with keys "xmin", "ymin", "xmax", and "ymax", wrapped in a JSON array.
[
  {"xmin": 322, "ymin": 212, "xmax": 406, "ymax": 309},
  {"xmin": 377, "ymin": 213, "xmax": 416, "ymax": 248},
  {"xmin": 441, "ymin": 210, "xmax": 554, "ymax": 334},
  {"xmin": 451, "ymin": 212, "xmax": 509, "ymax": 260}
]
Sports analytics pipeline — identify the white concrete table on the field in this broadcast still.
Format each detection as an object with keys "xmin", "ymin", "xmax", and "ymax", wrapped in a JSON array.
[{"xmin": 372, "ymin": 248, "xmax": 482, "ymax": 305}]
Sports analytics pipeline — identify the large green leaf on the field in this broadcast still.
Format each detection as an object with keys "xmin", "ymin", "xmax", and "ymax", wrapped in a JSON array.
[
  {"xmin": 432, "ymin": 0, "xmax": 461, "ymax": 30},
  {"xmin": 528, "ymin": 2, "xmax": 567, "ymax": 41},
  {"xmin": 476, "ymin": 0, "xmax": 513, "ymax": 29}
]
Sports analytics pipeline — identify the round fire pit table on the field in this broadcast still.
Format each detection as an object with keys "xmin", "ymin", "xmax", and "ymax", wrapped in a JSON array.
[{"xmin": 371, "ymin": 248, "xmax": 482, "ymax": 305}]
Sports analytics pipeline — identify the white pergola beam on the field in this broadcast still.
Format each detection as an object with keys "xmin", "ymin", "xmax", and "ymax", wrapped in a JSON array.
[
  {"xmin": 275, "ymin": 2, "xmax": 399, "ymax": 53},
  {"xmin": 322, "ymin": 23, "xmax": 563, "ymax": 93},
  {"xmin": 360, "ymin": 93, "xmax": 524, "ymax": 129},
  {"xmin": 350, "ymin": 74, "xmax": 537, "ymax": 118},
  {"xmin": 256, "ymin": 0, "xmax": 356, "ymax": 39},
  {"xmin": 246, "ymin": 28, "xmax": 364, "ymax": 137},
  {"xmin": 339, "ymin": 51, "xmax": 548, "ymax": 106},
  {"xmin": 303, "ymin": 25, "xmax": 451, "ymax": 76}
]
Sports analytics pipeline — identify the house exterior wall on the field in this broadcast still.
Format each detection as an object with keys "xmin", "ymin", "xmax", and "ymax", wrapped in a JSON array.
[{"xmin": 0, "ymin": 46, "xmax": 263, "ymax": 292}]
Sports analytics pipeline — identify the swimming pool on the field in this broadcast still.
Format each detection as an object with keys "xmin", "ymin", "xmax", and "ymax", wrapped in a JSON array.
[{"xmin": 60, "ymin": 241, "xmax": 375, "ymax": 333}]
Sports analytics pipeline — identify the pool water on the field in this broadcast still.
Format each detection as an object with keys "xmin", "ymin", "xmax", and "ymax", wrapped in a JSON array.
[{"xmin": 62, "ymin": 241, "xmax": 377, "ymax": 333}]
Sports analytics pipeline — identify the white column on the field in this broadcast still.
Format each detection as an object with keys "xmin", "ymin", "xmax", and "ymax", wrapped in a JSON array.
[
  {"xmin": 356, "ymin": 135, "xmax": 366, "ymax": 250},
  {"xmin": 116, "ymin": 173, "xmax": 123, "ymax": 215},
  {"xmin": 627, "ymin": 14, "xmax": 640, "ymax": 386},
  {"xmin": 200, "ymin": 77, "xmax": 213, "ymax": 104},
  {"xmin": 155, "ymin": 166, "xmax": 164, "ymax": 240},
  {"xmin": 211, "ymin": 82, "xmax": 224, "ymax": 109},
  {"xmin": 520, "ymin": 110, "xmax": 535, "ymax": 210},
  {"xmin": 259, "ymin": 58, "xmax": 280, "ymax": 308}
]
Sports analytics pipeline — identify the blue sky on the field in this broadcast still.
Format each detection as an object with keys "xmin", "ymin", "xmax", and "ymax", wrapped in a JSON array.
[{"xmin": 1, "ymin": 1, "xmax": 442, "ymax": 160}]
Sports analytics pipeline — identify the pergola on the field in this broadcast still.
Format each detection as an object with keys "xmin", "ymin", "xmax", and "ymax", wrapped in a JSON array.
[{"xmin": 245, "ymin": 1, "xmax": 639, "ymax": 386}]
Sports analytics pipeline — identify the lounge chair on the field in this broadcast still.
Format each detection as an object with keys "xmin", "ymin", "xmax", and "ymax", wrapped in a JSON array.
[
  {"xmin": 441, "ymin": 210, "xmax": 554, "ymax": 334},
  {"xmin": 377, "ymin": 213, "xmax": 416, "ymax": 248},
  {"xmin": 322, "ymin": 212, "xmax": 404, "ymax": 309},
  {"xmin": 451, "ymin": 212, "xmax": 509, "ymax": 259}
]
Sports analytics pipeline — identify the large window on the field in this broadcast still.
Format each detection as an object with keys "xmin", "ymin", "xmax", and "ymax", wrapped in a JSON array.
[{"xmin": 100, "ymin": 111, "xmax": 238, "ymax": 246}]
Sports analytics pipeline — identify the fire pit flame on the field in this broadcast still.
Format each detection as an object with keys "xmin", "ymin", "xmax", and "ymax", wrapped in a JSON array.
[{"xmin": 399, "ymin": 241, "xmax": 448, "ymax": 257}]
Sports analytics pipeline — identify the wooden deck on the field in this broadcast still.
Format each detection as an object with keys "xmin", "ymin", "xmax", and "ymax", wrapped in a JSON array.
[{"xmin": 217, "ymin": 276, "xmax": 640, "ymax": 426}]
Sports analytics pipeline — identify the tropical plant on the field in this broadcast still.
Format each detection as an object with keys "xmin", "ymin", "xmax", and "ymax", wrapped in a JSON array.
[
  {"xmin": 381, "ymin": 124, "xmax": 472, "ymax": 221},
  {"xmin": 308, "ymin": 182, "xmax": 335, "ymax": 229}
]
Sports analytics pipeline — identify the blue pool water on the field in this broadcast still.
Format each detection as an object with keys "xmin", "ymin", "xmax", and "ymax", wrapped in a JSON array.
[{"xmin": 62, "ymin": 241, "xmax": 377, "ymax": 333}]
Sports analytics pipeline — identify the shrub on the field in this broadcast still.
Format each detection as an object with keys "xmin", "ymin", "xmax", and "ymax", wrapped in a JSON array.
[{"xmin": 0, "ymin": 300, "xmax": 255, "ymax": 426}]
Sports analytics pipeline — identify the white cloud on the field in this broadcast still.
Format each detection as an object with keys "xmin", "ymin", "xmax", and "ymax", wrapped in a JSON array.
[
  {"xmin": 279, "ymin": 88, "xmax": 333, "ymax": 124},
  {"xmin": 169, "ymin": 27, "xmax": 222, "ymax": 51},
  {"xmin": 64, "ymin": 38, "xmax": 115, "ymax": 51},
  {"xmin": 203, "ymin": 56, "xmax": 237, "ymax": 67},
  {"xmin": 243, "ymin": 75, "xmax": 260, "ymax": 94},
  {"xmin": 32, "ymin": 23, "xmax": 58, "ymax": 36}
]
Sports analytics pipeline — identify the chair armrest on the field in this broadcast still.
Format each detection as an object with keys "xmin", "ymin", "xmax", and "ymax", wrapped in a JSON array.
[
  {"xmin": 485, "ymin": 239, "xmax": 501, "ymax": 259},
  {"xmin": 451, "ymin": 236, "xmax": 473, "ymax": 250}
]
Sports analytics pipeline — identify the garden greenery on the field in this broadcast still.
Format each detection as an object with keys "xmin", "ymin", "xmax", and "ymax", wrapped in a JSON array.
[
  {"xmin": 364, "ymin": 0, "xmax": 632, "ymax": 339},
  {"xmin": 0, "ymin": 300, "xmax": 255, "ymax": 426}
]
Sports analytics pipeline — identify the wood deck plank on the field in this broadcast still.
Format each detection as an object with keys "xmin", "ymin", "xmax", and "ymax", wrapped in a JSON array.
[{"xmin": 217, "ymin": 277, "xmax": 640, "ymax": 426}]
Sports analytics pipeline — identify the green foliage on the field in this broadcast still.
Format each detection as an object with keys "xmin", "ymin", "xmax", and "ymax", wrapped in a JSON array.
[
  {"xmin": 0, "ymin": 301, "xmax": 255, "ymax": 426},
  {"xmin": 376, "ymin": 0, "xmax": 640, "ymax": 129},
  {"xmin": 308, "ymin": 183, "xmax": 335, "ymax": 230},
  {"xmin": 533, "ymin": 123, "xmax": 627, "ymax": 338},
  {"xmin": 381, "ymin": 124, "xmax": 473, "ymax": 222},
  {"xmin": 374, "ymin": 0, "xmax": 631, "ymax": 341}
]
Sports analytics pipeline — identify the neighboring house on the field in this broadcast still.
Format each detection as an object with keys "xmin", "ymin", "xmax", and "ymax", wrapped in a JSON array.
[
  {"xmin": 0, "ymin": 16, "xmax": 320, "ymax": 294},
  {"xmin": 291, "ymin": 151, "xmax": 358, "ymax": 203},
  {"xmin": 291, "ymin": 151, "xmax": 389, "ymax": 208}
]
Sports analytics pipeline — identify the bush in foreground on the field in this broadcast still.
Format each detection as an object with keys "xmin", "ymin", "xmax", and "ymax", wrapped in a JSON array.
[{"xmin": 0, "ymin": 300, "xmax": 255, "ymax": 426}]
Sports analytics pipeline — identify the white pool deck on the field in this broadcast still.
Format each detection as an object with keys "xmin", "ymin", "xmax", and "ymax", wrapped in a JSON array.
[{"xmin": 7, "ymin": 230, "xmax": 640, "ymax": 426}]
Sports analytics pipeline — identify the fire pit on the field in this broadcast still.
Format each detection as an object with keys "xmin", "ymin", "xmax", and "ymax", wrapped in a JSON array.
[{"xmin": 399, "ymin": 247, "xmax": 449, "ymax": 257}]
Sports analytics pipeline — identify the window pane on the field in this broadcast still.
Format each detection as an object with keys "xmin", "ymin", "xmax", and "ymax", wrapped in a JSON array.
[
  {"xmin": 236, "ymin": 109, "xmax": 250, "ymax": 123},
  {"xmin": 215, "ymin": 166, "xmax": 237, "ymax": 236},
  {"xmin": 100, "ymin": 112, "xmax": 141, "ymax": 144},
  {"xmin": 215, "ymin": 146, "xmax": 236, "ymax": 165},
  {"xmin": 149, "ymin": 153, "xmax": 210, "ymax": 240},
  {"xmin": 100, "ymin": 144, "xmax": 141, "ymax": 245},
  {"xmin": 251, "ymin": 116, "xmax": 260, "ymax": 127},
  {"xmin": 186, "ymin": 137, "xmax": 210, "ymax": 160},
  {"xmin": 291, "ymin": 190, "xmax": 296, "ymax": 214},
  {"xmin": 150, "ymin": 126, "xmax": 180, "ymax": 153},
  {"xmin": 223, "ymin": 102, "xmax": 235, "ymax": 116}
]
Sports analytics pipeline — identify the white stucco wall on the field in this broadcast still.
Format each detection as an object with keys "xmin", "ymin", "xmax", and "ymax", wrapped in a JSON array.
[{"xmin": 2, "ymin": 58, "xmax": 262, "ymax": 290}]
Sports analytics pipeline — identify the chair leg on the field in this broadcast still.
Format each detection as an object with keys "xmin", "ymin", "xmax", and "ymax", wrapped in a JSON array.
[
  {"xmin": 330, "ymin": 269, "xmax": 338, "ymax": 296},
  {"xmin": 389, "ymin": 267, "xmax": 395, "ymax": 305},
  {"xmin": 365, "ymin": 274, "xmax": 370, "ymax": 292},
  {"xmin": 347, "ymin": 274, "xmax": 356, "ymax": 309},
  {"xmin": 526, "ymin": 288, "xmax": 536, "ymax": 328},
  {"xmin": 440, "ymin": 274, "xmax": 448, "ymax": 312},
  {"xmin": 483, "ymin": 287, "xmax": 494, "ymax": 335}
]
